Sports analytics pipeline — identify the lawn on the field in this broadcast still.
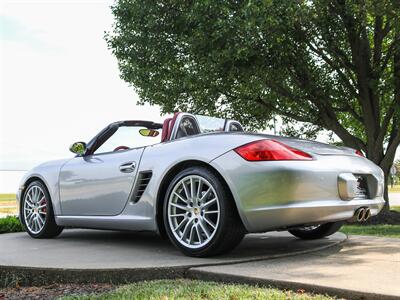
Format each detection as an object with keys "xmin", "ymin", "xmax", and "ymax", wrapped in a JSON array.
[
  {"xmin": 340, "ymin": 206, "xmax": 400, "ymax": 238},
  {"xmin": 391, "ymin": 205, "xmax": 400, "ymax": 212},
  {"xmin": 0, "ymin": 194, "xmax": 16, "ymax": 202},
  {"xmin": 389, "ymin": 185, "xmax": 400, "ymax": 193},
  {"xmin": 341, "ymin": 224, "xmax": 400, "ymax": 238},
  {"xmin": 0, "ymin": 194, "xmax": 17, "ymax": 215},
  {"xmin": 62, "ymin": 279, "xmax": 334, "ymax": 300},
  {"xmin": 0, "ymin": 207, "xmax": 17, "ymax": 215}
]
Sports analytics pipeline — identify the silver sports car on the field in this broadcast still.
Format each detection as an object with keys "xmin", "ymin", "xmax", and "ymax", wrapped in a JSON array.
[{"xmin": 17, "ymin": 112, "xmax": 385, "ymax": 257}]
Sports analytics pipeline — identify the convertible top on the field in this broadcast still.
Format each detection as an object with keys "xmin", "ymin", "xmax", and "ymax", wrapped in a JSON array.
[{"xmin": 117, "ymin": 120, "xmax": 163, "ymax": 129}]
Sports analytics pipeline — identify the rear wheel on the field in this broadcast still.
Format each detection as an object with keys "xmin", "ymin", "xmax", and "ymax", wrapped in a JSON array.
[
  {"xmin": 163, "ymin": 167, "xmax": 245, "ymax": 257},
  {"xmin": 288, "ymin": 222, "xmax": 343, "ymax": 240},
  {"xmin": 21, "ymin": 181, "xmax": 64, "ymax": 238}
]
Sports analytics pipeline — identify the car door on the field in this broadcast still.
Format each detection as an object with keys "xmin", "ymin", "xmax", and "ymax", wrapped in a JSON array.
[
  {"xmin": 59, "ymin": 122, "xmax": 161, "ymax": 216},
  {"xmin": 59, "ymin": 149, "xmax": 142, "ymax": 216}
]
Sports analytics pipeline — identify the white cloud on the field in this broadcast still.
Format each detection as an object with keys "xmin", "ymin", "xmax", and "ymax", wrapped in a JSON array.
[{"xmin": 0, "ymin": 0, "xmax": 165, "ymax": 171}]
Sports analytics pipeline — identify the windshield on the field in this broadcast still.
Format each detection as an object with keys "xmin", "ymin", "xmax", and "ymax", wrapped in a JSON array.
[
  {"xmin": 195, "ymin": 115, "xmax": 226, "ymax": 133},
  {"xmin": 94, "ymin": 126, "xmax": 161, "ymax": 154}
]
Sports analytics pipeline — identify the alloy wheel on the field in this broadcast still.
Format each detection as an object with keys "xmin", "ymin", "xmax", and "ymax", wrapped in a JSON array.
[
  {"xmin": 23, "ymin": 185, "xmax": 47, "ymax": 234},
  {"xmin": 167, "ymin": 175, "xmax": 220, "ymax": 249}
]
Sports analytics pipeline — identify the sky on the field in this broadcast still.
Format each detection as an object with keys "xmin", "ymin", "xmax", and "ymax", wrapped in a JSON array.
[
  {"xmin": 0, "ymin": 0, "xmax": 399, "ymax": 174},
  {"xmin": 0, "ymin": 0, "xmax": 165, "ymax": 171}
]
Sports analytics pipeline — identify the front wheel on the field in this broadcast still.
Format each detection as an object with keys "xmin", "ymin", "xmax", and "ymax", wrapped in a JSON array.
[
  {"xmin": 20, "ymin": 181, "xmax": 64, "ymax": 238},
  {"xmin": 288, "ymin": 222, "xmax": 343, "ymax": 240},
  {"xmin": 163, "ymin": 167, "xmax": 245, "ymax": 257}
]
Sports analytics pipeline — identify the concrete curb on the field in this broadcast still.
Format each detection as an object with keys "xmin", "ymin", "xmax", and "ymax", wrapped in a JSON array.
[
  {"xmin": 186, "ymin": 269, "xmax": 399, "ymax": 300},
  {"xmin": 0, "ymin": 234, "xmax": 346, "ymax": 288}
]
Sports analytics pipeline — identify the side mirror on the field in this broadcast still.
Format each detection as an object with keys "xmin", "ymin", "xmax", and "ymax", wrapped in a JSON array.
[{"xmin": 69, "ymin": 141, "xmax": 87, "ymax": 155}]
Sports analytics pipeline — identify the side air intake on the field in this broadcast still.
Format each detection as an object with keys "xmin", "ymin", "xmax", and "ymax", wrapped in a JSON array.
[{"xmin": 132, "ymin": 171, "xmax": 152, "ymax": 202}]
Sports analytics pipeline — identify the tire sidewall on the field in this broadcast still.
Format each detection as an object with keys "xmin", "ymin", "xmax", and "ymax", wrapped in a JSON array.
[
  {"xmin": 163, "ymin": 167, "xmax": 229, "ymax": 256},
  {"xmin": 21, "ymin": 181, "xmax": 54, "ymax": 238}
]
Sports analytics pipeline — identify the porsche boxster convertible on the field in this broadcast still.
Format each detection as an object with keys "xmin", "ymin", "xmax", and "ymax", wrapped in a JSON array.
[{"xmin": 17, "ymin": 112, "xmax": 385, "ymax": 257}]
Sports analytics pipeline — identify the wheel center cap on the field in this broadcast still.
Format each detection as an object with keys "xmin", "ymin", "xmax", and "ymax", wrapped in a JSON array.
[{"xmin": 193, "ymin": 207, "xmax": 200, "ymax": 215}]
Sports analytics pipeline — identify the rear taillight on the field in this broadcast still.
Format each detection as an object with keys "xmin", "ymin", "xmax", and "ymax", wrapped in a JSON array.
[
  {"xmin": 234, "ymin": 139, "xmax": 313, "ymax": 161},
  {"xmin": 355, "ymin": 150, "xmax": 364, "ymax": 157}
]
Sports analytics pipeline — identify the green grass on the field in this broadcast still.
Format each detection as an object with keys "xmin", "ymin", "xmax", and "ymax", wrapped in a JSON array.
[
  {"xmin": 62, "ymin": 279, "xmax": 334, "ymax": 300},
  {"xmin": 391, "ymin": 206, "xmax": 400, "ymax": 212},
  {"xmin": 389, "ymin": 185, "xmax": 400, "ymax": 192},
  {"xmin": 0, "ymin": 194, "xmax": 17, "ymax": 215},
  {"xmin": 340, "ymin": 206, "xmax": 400, "ymax": 238},
  {"xmin": 0, "ymin": 194, "xmax": 16, "ymax": 202},
  {"xmin": 341, "ymin": 224, "xmax": 400, "ymax": 238},
  {"xmin": 0, "ymin": 216, "xmax": 23, "ymax": 234},
  {"xmin": 0, "ymin": 207, "xmax": 17, "ymax": 215}
]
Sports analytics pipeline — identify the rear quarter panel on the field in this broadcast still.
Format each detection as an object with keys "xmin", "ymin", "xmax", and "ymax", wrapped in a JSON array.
[{"xmin": 130, "ymin": 133, "xmax": 263, "ymax": 230}]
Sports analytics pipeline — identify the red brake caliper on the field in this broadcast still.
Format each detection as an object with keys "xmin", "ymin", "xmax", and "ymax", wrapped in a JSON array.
[{"xmin": 39, "ymin": 197, "xmax": 47, "ymax": 213}]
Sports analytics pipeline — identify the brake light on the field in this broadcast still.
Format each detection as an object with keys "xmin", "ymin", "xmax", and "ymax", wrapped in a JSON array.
[
  {"xmin": 234, "ymin": 139, "xmax": 313, "ymax": 161},
  {"xmin": 355, "ymin": 150, "xmax": 364, "ymax": 157}
]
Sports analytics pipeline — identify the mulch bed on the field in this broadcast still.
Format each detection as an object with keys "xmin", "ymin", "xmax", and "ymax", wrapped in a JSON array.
[
  {"xmin": 364, "ymin": 209, "xmax": 400, "ymax": 225},
  {"xmin": 0, "ymin": 283, "xmax": 115, "ymax": 299}
]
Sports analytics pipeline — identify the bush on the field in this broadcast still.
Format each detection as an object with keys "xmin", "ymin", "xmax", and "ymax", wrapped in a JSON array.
[{"xmin": 0, "ymin": 216, "xmax": 23, "ymax": 234}]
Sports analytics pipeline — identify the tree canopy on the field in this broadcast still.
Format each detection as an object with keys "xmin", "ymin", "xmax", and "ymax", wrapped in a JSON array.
[{"xmin": 106, "ymin": 0, "xmax": 400, "ymax": 181}]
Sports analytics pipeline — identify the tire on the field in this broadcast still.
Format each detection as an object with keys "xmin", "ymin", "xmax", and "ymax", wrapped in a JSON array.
[
  {"xmin": 163, "ymin": 166, "xmax": 245, "ymax": 257},
  {"xmin": 20, "ymin": 180, "xmax": 64, "ymax": 238},
  {"xmin": 288, "ymin": 221, "xmax": 343, "ymax": 240}
]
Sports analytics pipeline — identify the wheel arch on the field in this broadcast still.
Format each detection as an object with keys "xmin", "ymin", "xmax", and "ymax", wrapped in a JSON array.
[
  {"xmin": 21, "ymin": 176, "xmax": 48, "ymax": 196},
  {"xmin": 155, "ymin": 159, "xmax": 243, "ymax": 237}
]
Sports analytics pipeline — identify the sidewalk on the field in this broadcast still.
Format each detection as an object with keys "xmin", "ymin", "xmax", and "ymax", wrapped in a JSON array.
[{"xmin": 189, "ymin": 235, "xmax": 400, "ymax": 300}]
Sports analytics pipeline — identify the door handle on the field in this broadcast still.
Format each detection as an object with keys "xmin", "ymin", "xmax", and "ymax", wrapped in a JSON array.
[{"xmin": 119, "ymin": 162, "xmax": 136, "ymax": 173}]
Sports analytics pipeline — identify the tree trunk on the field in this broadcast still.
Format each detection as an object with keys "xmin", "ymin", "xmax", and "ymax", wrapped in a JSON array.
[
  {"xmin": 382, "ymin": 170, "xmax": 390, "ymax": 212},
  {"xmin": 365, "ymin": 140, "xmax": 394, "ymax": 222},
  {"xmin": 372, "ymin": 164, "xmax": 392, "ymax": 223}
]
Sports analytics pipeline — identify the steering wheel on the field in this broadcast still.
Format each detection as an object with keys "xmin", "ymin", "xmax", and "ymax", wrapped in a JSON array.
[{"xmin": 113, "ymin": 146, "xmax": 130, "ymax": 152}]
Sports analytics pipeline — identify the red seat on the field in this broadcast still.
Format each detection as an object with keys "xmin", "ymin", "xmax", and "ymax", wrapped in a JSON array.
[
  {"xmin": 161, "ymin": 112, "xmax": 180, "ymax": 142},
  {"xmin": 161, "ymin": 118, "xmax": 172, "ymax": 142}
]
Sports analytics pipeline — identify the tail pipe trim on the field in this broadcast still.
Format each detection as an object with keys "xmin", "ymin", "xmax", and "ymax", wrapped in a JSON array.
[{"xmin": 354, "ymin": 207, "xmax": 371, "ymax": 222}]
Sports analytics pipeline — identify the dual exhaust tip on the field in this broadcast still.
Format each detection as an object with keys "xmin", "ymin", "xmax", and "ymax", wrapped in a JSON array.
[{"xmin": 354, "ymin": 207, "xmax": 371, "ymax": 222}]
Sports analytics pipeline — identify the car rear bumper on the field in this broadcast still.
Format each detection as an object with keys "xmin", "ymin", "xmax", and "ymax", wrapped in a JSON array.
[
  {"xmin": 210, "ymin": 151, "xmax": 385, "ymax": 232},
  {"xmin": 238, "ymin": 198, "xmax": 384, "ymax": 232}
]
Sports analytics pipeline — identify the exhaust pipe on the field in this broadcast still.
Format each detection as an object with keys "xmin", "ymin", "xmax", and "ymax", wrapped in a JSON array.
[
  {"xmin": 356, "ymin": 208, "xmax": 365, "ymax": 222},
  {"xmin": 354, "ymin": 207, "xmax": 371, "ymax": 222},
  {"xmin": 363, "ymin": 208, "xmax": 371, "ymax": 221}
]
